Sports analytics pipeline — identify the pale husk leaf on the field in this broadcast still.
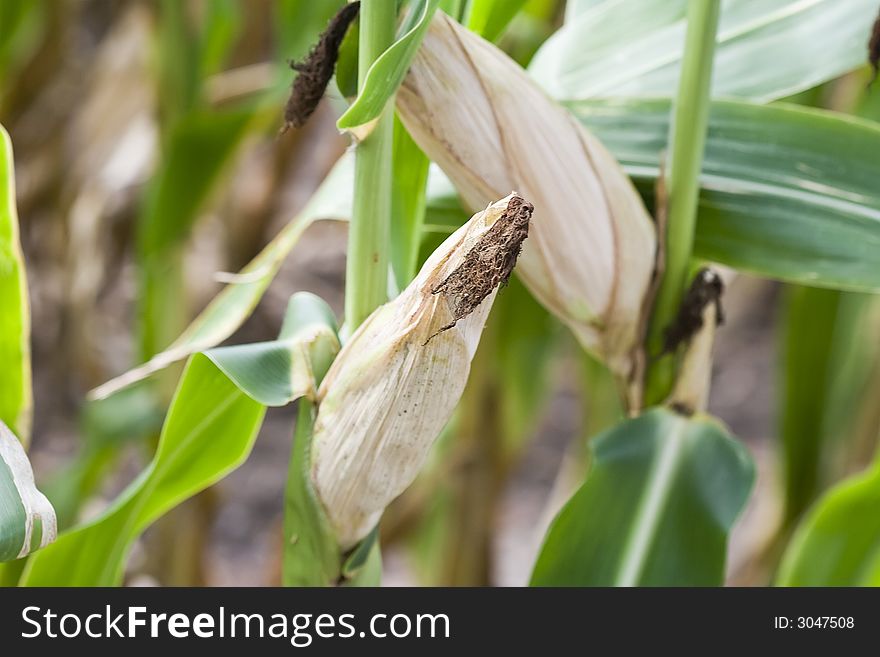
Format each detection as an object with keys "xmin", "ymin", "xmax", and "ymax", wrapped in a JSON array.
[
  {"xmin": 396, "ymin": 14, "xmax": 657, "ymax": 393},
  {"xmin": 311, "ymin": 195, "xmax": 519, "ymax": 548}
]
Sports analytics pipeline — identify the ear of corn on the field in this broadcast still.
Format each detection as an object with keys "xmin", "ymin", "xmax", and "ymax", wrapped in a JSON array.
[
  {"xmin": 311, "ymin": 193, "xmax": 532, "ymax": 549},
  {"xmin": 395, "ymin": 14, "xmax": 657, "ymax": 405}
]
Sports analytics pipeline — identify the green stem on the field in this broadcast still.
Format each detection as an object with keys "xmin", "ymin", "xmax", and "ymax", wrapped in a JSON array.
[
  {"xmin": 390, "ymin": 117, "xmax": 429, "ymax": 291},
  {"xmin": 344, "ymin": 0, "xmax": 396, "ymax": 329},
  {"xmin": 644, "ymin": 0, "xmax": 720, "ymax": 406},
  {"xmin": 441, "ymin": 0, "xmax": 468, "ymax": 22},
  {"xmin": 283, "ymin": 399, "xmax": 340, "ymax": 586}
]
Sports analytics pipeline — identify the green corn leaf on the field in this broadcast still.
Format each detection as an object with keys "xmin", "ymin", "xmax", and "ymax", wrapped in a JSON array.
[
  {"xmin": 530, "ymin": 408, "xmax": 754, "ymax": 586},
  {"xmin": 96, "ymin": 152, "xmax": 466, "ymax": 402},
  {"xmin": 155, "ymin": 0, "xmax": 239, "ymax": 117},
  {"xmin": 342, "ymin": 528, "xmax": 382, "ymax": 586},
  {"xmin": 563, "ymin": 0, "xmax": 603, "ymax": 21},
  {"xmin": 531, "ymin": 0, "xmax": 877, "ymax": 103},
  {"xmin": 334, "ymin": 7, "xmax": 360, "ymax": 100},
  {"xmin": 275, "ymin": 0, "xmax": 346, "ymax": 66},
  {"xmin": 156, "ymin": 0, "xmax": 200, "ymax": 120},
  {"xmin": 205, "ymin": 292, "xmax": 340, "ymax": 407},
  {"xmin": 0, "ymin": 421, "xmax": 56, "ymax": 562},
  {"xmin": 390, "ymin": 116, "xmax": 430, "ymax": 291},
  {"xmin": 20, "ymin": 355, "xmax": 265, "ymax": 586},
  {"xmin": 139, "ymin": 109, "xmax": 257, "ymax": 257},
  {"xmin": 777, "ymin": 287, "xmax": 874, "ymax": 527},
  {"xmin": 337, "ymin": 0, "xmax": 440, "ymax": 131},
  {"xmin": 778, "ymin": 286, "xmax": 842, "ymax": 526},
  {"xmin": 197, "ymin": 0, "xmax": 241, "ymax": 80},
  {"xmin": 138, "ymin": 107, "xmax": 258, "ymax": 359},
  {"xmin": 0, "ymin": 125, "xmax": 31, "ymax": 445},
  {"xmin": 466, "ymin": 0, "xmax": 529, "ymax": 41},
  {"xmin": 422, "ymin": 98, "xmax": 880, "ymax": 293},
  {"xmin": 0, "ymin": 0, "xmax": 45, "ymax": 90},
  {"xmin": 438, "ymin": 0, "xmax": 467, "ymax": 22},
  {"xmin": 569, "ymin": 98, "xmax": 880, "ymax": 293},
  {"xmin": 44, "ymin": 384, "xmax": 165, "ymax": 530},
  {"xmin": 283, "ymin": 399, "xmax": 341, "ymax": 586},
  {"xmin": 22, "ymin": 294, "xmax": 337, "ymax": 586},
  {"xmin": 581, "ymin": 353, "xmax": 625, "ymax": 439},
  {"xmin": 777, "ymin": 461, "xmax": 880, "ymax": 586},
  {"xmin": 280, "ymin": 298, "xmax": 344, "ymax": 587},
  {"xmin": 93, "ymin": 155, "xmax": 354, "ymax": 400}
]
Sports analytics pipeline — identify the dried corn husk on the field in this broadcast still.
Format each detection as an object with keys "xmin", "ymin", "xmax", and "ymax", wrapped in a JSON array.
[
  {"xmin": 396, "ymin": 14, "xmax": 657, "ymax": 403},
  {"xmin": 311, "ymin": 193, "xmax": 531, "ymax": 549}
]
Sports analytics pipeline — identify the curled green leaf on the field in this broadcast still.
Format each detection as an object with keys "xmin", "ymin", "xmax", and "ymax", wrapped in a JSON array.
[
  {"xmin": 336, "ymin": 0, "xmax": 440, "ymax": 132},
  {"xmin": 0, "ymin": 421, "xmax": 56, "ymax": 562}
]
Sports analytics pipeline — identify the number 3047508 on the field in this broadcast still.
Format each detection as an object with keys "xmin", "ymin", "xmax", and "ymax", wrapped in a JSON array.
[{"xmin": 796, "ymin": 617, "xmax": 854, "ymax": 629}]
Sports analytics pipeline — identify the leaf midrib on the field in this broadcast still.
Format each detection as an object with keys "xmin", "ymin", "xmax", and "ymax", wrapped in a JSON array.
[
  {"xmin": 613, "ymin": 418, "xmax": 687, "ymax": 586},
  {"xmin": 94, "ymin": 384, "xmax": 242, "ymax": 584}
]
